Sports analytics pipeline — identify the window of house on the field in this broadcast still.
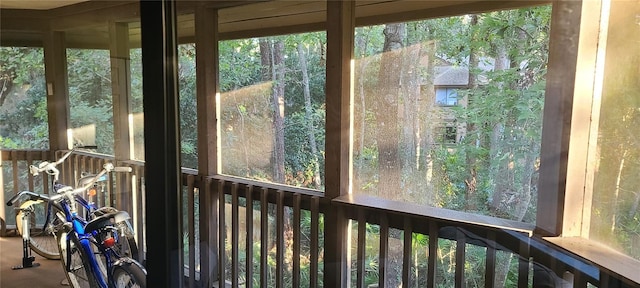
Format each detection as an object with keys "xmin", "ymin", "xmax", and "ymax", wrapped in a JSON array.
[
  {"xmin": 442, "ymin": 126, "xmax": 457, "ymax": 144},
  {"xmin": 219, "ymin": 33, "xmax": 326, "ymax": 190},
  {"xmin": 436, "ymin": 87, "xmax": 458, "ymax": 106}
]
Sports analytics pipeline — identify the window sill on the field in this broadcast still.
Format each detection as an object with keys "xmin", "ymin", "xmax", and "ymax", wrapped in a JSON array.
[
  {"xmin": 543, "ymin": 236, "xmax": 640, "ymax": 285},
  {"xmin": 332, "ymin": 194, "xmax": 535, "ymax": 235}
]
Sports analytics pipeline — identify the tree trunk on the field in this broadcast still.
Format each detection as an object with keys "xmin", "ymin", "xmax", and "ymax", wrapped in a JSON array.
[
  {"xmin": 612, "ymin": 149, "xmax": 628, "ymax": 233},
  {"xmin": 376, "ymin": 23, "xmax": 405, "ymax": 199},
  {"xmin": 259, "ymin": 39, "xmax": 272, "ymax": 81},
  {"xmin": 356, "ymin": 28, "xmax": 371, "ymax": 161},
  {"xmin": 272, "ymin": 40, "xmax": 286, "ymax": 184},
  {"xmin": 297, "ymin": 43, "xmax": 322, "ymax": 188},
  {"xmin": 489, "ymin": 42, "xmax": 510, "ymax": 213},
  {"xmin": 464, "ymin": 14, "xmax": 480, "ymax": 211},
  {"xmin": 401, "ymin": 40, "xmax": 422, "ymax": 174}
]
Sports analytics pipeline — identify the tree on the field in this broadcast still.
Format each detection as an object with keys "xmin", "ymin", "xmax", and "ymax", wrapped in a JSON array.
[
  {"xmin": 375, "ymin": 23, "xmax": 405, "ymax": 199},
  {"xmin": 297, "ymin": 42, "xmax": 322, "ymax": 188},
  {"xmin": 0, "ymin": 47, "xmax": 48, "ymax": 149}
]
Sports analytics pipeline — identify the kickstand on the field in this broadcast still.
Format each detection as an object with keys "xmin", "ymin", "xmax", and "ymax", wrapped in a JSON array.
[{"xmin": 12, "ymin": 238, "xmax": 40, "ymax": 270}]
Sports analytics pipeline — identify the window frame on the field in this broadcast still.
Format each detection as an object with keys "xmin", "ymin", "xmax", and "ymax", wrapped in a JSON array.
[{"xmin": 435, "ymin": 86, "xmax": 459, "ymax": 107}]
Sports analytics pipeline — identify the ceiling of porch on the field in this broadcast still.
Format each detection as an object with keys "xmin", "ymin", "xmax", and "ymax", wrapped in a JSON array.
[
  {"xmin": 0, "ymin": 0, "xmax": 89, "ymax": 10},
  {"xmin": 0, "ymin": 0, "xmax": 549, "ymax": 48}
]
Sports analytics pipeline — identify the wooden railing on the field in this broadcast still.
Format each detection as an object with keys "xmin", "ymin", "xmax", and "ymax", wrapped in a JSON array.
[{"xmin": 2, "ymin": 150, "xmax": 639, "ymax": 288}]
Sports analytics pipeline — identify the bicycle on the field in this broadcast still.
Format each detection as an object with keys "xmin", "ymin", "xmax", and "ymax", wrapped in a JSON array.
[
  {"xmin": 12, "ymin": 147, "xmax": 139, "ymax": 261},
  {"xmin": 9, "ymin": 193, "xmax": 65, "ymax": 268},
  {"xmin": 10, "ymin": 147, "xmax": 80, "ymax": 260},
  {"xmin": 8, "ymin": 163, "xmax": 146, "ymax": 288}
]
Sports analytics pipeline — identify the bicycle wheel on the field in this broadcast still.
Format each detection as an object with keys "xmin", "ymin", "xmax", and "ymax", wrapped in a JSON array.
[
  {"xmin": 116, "ymin": 235, "xmax": 140, "ymax": 262},
  {"xmin": 16, "ymin": 200, "xmax": 63, "ymax": 260},
  {"xmin": 112, "ymin": 259, "xmax": 146, "ymax": 288},
  {"xmin": 57, "ymin": 230, "xmax": 100, "ymax": 288}
]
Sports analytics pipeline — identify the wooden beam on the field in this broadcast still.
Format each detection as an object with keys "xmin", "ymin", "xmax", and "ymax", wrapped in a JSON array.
[
  {"xmin": 195, "ymin": 6, "xmax": 221, "ymax": 288},
  {"xmin": 49, "ymin": 2, "xmax": 140, "ymax": 31},
  {"xmin": 323, "ymin": 0, "xmax": 355, "ymax": 287},
  {"xmin": 110, "ymin": 21, "xmax": 132, "ymax": 161},
  {"xmin": 110, "ymin": 21, "xmax": 132, "ymax": 211},
  {"xmin": 355, "ymin": 0, "xmax": 551, "ymax": 27},
  {"xmin": 535, "ymin": 0, "xmax": 583, "ymax": 236},
  {"xmin": 195, "ymin": 6, "xmax": 221, "ymax": 176},
  {"xmin": 0, "ymin": 9, "xmax": 49, "ymax": 32},
  {"xmin": 0, "ymin": 32, "xmax": 44, "ymax": 47},
  {"xmin": 43, "ymin": 31, "xmax": 70, "ymax": 151},
  {"xmin": 562, "ymin": 0, "xmax": 603, "ymax": 237}
]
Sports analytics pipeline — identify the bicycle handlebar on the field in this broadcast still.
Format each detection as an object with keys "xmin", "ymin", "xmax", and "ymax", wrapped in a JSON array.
[
  {"xmin": 6, "ymin": 191, "xmax": 50, "ymax": 206},
  {"xmin": 11, "ymin": 162, "xmax": 132, "ymax": 207},
  {"xmin": 29, "ymin": 148, "xmax": 78, "ymax": 181},
  {"xmin": 53, "ymin": 163, "xmax": 131, "ymax": 198}
]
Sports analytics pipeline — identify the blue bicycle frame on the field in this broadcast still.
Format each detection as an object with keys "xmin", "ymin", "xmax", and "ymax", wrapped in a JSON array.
[{"xmin": 52, "ymin": 186, "xmax": 125, "ymax": 288}]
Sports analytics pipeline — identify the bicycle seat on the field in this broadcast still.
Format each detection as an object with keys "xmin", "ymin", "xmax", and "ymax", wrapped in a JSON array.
[{"xmin": 85, "ymin": 210, "xmax": 131, "ymax": 233}]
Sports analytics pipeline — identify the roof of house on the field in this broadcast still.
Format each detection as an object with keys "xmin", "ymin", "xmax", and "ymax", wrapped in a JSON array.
[{"xmin": 434, "ymin": 66, "xmax": 469, "ymax": 86}]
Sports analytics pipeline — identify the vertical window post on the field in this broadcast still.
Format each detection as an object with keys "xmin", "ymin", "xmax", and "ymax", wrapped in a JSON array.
[
  {"xmin": 43, "ymin": 31, "xmax": 70, "ymax": 151},
  {"xmin": 195, "ymin": 5, "xmax": 221, "ymax": 286},
  {"xmin": 536, "ymin": 0, "xmax": 583, "ymax": 236},
  {"xmin": 325, "ymin": 0, "xmax": 355, "ymax": 286},
  {"xmin": 141, "ymin": 1, "xmax": 183, "ymax": 287},
  {"xmin": 109, "ymin": 21, "xmax": 132, "ymax": 212}
]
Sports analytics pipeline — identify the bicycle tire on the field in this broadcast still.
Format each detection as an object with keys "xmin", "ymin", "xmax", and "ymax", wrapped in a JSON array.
[
  {"xmin": 16, "ymin": 200, "xmax": 63, "ymax": 260},
  {"xmin": 57, "ymin": 229, "xmax": 100, "ymax": 288},
  {"xmin": 112, "ymin": 259, "xmax": 146, "ymax": 288},
  {"xmin": 116, "ymin": 235, "xmax": 140, "ymax": 262}
]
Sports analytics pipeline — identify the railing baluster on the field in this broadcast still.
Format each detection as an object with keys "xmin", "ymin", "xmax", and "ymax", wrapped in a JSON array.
[
  {"xmin": 245, "ymin": 185, "xmax": 254, "ymax": 288},
  {"xmin": 27, "ymin": 151, "xmax": 34, "ymax": 192},
  {"xmin": 199, "ymin": 177, "xmax": 213, "ymax": 287},
  {"xmin": 218, "ymin": 180, "xmax": 226, "ymax": 285},
  {"xmin": 11, "ymin": 151, "xmax": 18, "ymax": 194},
  {"xmin": 41, "ymin": 151, "xmax": 49, "ymax": 195},
  {"xmin": 403, "ymin": 218, "xmax": 413, "ymax": 287},
  {"xmin": 78, "ymin": 155, "xmax": 85, "ymax": 183},
  {"xmin": 276, "ymin": 190, "xmax": 284, "ymax": 288},
  {"xmin": 573, "ymin": 270, "xmax": 588, "ymax": 288},
  {"xmin": 379, "ymin": 213, "xmax": 388, "ymax": 288},
  {"xmin": 124, "ymin": 165, "xmax": 133, "ymax": 214},
  {"xmin": 310, "ymin": 196, "xmax": 319, "ymax": 288},
  {"xmin": 292, "ymin": 193, "xmax": 301, "ymax": 288},
  {"xmin": 519, "ymin": 235, "xmax": 530, "ymax": 288},
  {"xmin": 231, "ymin": 183, "xmax": 239, "ymax": 288},
  {"xmin": 356, "ymin": 210, "xmax": 366, "ymax": 288},
  {"xmin": 187, "ymin": 175, "xmax": 196, "ymax": 288},
  {"xmin": 260, "ymin": 187, "xmax": 268, "ymax": 287},
  {"xmin": 455, "ymin": 229, "xmax": 466, "ymax": 288},
  {"xmin": 427, "ymin": 222, "xmax": 438, "ymax": 288},
  {"xmin": 485, "ymin": 231, "xmax": 496, "ymax": 288},
  {"xmin": 600, "ymin": 272, "xmax": 622, "ymax": 288},
  {"xmin": 135, "ymin": 165, "xmax": 145, "ymax": 261},
  {"xmin": 73, "ymin": 153, "xmax": 79, "ymax": 186}
]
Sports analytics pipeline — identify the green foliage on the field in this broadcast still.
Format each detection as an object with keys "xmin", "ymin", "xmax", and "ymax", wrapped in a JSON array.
[
  {"xmin": 218, "ymin": 33, "xmax": 327, "ymax": 189},
  {"xmin": 178, "ymin": 44, "xmax": 198, "ymax": 168},
  {"xmin": 0, "ymin": 47, "xmax": 49, "ymax": 149}
]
